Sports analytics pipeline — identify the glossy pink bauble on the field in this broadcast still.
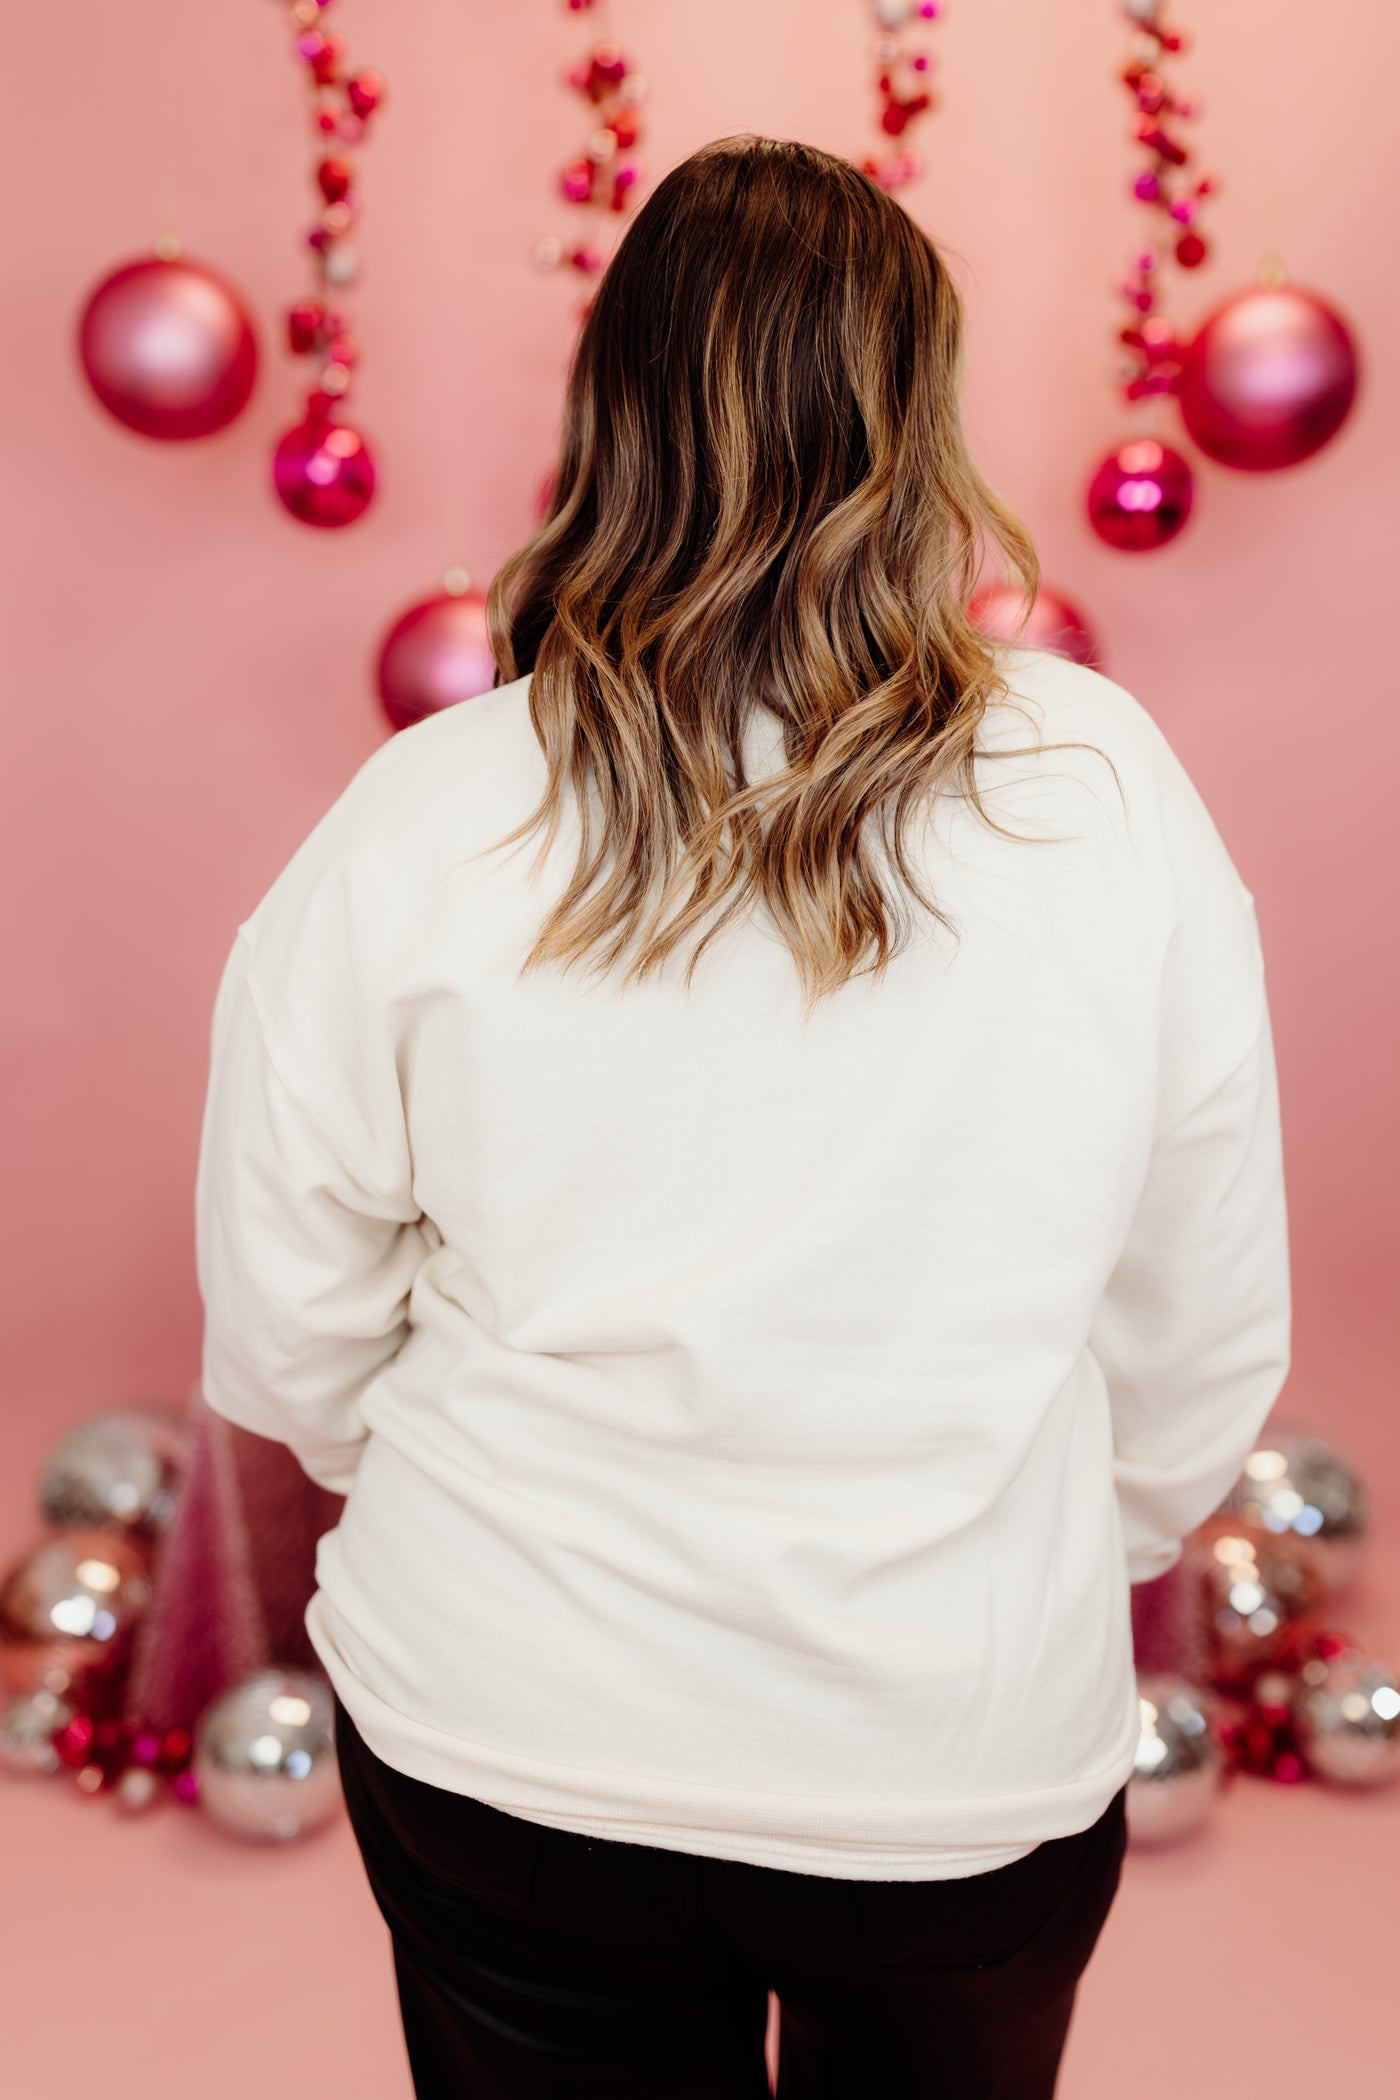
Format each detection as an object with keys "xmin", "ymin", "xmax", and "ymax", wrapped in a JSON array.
[
  {"xmin": 376, "ymin": 590, "xmax": 497, "ymax": 732},
  {"xmin": 77, "ymin": 257, "xmax": 258, "ymax": 440},
  {"xmin": 1178, "ymin": 285, "xmax": 1359, "ymax": 472},
  {"xmin": 272, "ymin": 414, "xmax": 376, "ymax": 527},
  {"xmin": 968, "ymin": 582, "xmax": 1101, "ymax": 669},
  {"xmin": 1086, "ymin": 439, "xmax": 1194, "ymax": 552}
]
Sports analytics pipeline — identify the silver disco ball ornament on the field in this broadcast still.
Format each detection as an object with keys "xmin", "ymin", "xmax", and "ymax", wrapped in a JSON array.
[
  {"xmin": 40, "ymin": 1405, "xmax": 189, "ymax": 1538},
  {"xmin": 1292, "ymin": 1649, "xmax": 1400, "ymax": 1788},
  {"xmin": 1220, "ymin": 1428, "xmax": 1369, "ymax": 1597},
  {"xmin": 0, "ymin": 1688, "xmax": 74, "ymax": 1775},
  {"xmin": 1128, "ymin": 1673, "xmax": 1224, "ymax": 1845},
  {"xmin": 193, "ymin": 1669, "xmax": 341, "ymax": 1842}
]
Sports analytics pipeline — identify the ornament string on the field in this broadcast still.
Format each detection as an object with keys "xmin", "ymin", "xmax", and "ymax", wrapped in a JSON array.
[
  {"xmin": 1113, "ymin": 0, "xmax": 1216, "ymax": 413},
  {"xmin": 533, "ymin": 0, "xmax": 648, "ymax": 314},
  {"xmin": 861, "ymin": 0, "xmax": 944, "ymax": 195},
  {"xmin": 267, "ymin": 0, "xmax": 386, "ymax": 528}
]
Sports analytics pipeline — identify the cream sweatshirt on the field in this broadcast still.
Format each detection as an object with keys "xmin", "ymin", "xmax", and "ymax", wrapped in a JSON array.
[{"xmin": 195, "ymin": 646, "xmax": 1290, "ymax": 1880}]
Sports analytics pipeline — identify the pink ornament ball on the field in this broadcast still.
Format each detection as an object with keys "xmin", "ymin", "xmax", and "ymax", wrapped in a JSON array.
[
  {"xmin": 376, "ymin": 589, "xmax": 498, "ymax": 733},
  {"xmin": 77, "ymin": 256, "xmax": 258, "ymax": 441},
  {"xmin": 1086, "ymin": 438, "xmax": 1194, "ymax": 552},
  {"xmin": 272, "ymin": 413, "xmax": 376, "ymax": 527},
  {"xmin": 1178, "ymin": 285, "xmax": 1359, "ymax": 472},
  {"xmin": 969, "ymin": 582, "xmax": 1102, "ymax": 669}
]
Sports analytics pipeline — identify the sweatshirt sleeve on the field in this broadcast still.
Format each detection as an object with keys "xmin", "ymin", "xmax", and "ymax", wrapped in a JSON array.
[
  {"xmin": 1088, "ymin": 735, "xmax": 1292, "ymax": 1584},
  {"xmin": 194, "ymin": 926, "xmax": 433, "ymax": 1494}
]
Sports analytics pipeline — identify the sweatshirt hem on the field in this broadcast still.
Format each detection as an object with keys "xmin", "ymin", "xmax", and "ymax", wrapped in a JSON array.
[{"xmin": 307, "ymin": 1590, "xmax": 1143, "ymax": 1882}]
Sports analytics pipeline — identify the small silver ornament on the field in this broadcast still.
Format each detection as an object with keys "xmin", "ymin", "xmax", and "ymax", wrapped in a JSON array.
[
  {"xmin": 1219, "ymin": 1427, "xmax": 1369, "ymax": 1596},
  {"xmin": 193, "ymin": 1669, "xmax": 341, "ymax": 1842},
  {"xmin": 40, "ymin": 1405, "xmax": 188, "ymax": 1537},
  {"xmin": 0, "ymin": 1687, "xmax": 74, "ymax": 1774},
  {"xmin": 1292, "ymin": 1650, "xmax": 1400, "ymax": 1787},
  {"xmin": 1128, "ymin": 1673, "xmax": 1223, "ymax": 1845},
  {"xmin": 115, "ymin": 1766, "xmax": 162, "ymax": 1815}
]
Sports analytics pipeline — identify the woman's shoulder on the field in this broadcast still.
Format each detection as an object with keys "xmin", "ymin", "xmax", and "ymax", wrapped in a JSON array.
[
  {"xmin": 983, "ymin": 644, "xmax": 1173, "ymax": 766},
  {"xmin": 984, "ymin": 645, "xmax": 1254, "ymax": 922},
  {"xmin": 238, "ymin": 674, "xmax": 544, "ymax": 959}
]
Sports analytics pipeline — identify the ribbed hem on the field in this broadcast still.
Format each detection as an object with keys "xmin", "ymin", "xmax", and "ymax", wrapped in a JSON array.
[{"xmin": 307, "ymin": 1589, "xmax": 1142, "ymax": 1883}]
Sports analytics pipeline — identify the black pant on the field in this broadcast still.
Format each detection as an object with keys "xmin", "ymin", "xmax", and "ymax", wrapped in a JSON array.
[{"xmin": 334, "ymin": 1693, "xmax": 1126, "ymax": 2098}]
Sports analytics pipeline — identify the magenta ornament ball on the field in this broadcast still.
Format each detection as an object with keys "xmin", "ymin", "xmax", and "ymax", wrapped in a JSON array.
[
  {"xmin": 1086, "ymin": 439, "xmax": 1194, "ymax": 552},
  {"xmin": 1179, "ymin": 285, "xmax": 1358, "ymax": 472},
  {"xmin": 968, "ymin": 582, "xmax": 1102, "ymax": 669},
  {"xmin": 272, "ymin": 414, "xmax": 376, "ymax": 527},
  {"xmin": 376, "ymin": 590, "xmax": 497, "ymax": 732},
  {"xmin": 77, "ymin": 256, "xmax": 258, "ymax": 440}
]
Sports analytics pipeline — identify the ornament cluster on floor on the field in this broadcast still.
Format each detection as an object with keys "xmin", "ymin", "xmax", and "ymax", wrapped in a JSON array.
[
  {"xmin": 1128, "ymin": 1428, "xmax": 1399, "ymax": 1846},
  {"xmin": 0, "ymin": 1407, "xmax": 341, "ymax": 1843},
  {"xmin": 1, "ymin": 1402, "xmax": 1394, "ymax": 1853}
]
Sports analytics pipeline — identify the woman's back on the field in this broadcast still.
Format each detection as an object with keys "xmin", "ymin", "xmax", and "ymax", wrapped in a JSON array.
[{"xmin": 197, "ymin": 639, "xmax": 1286, "ymax": 1877}]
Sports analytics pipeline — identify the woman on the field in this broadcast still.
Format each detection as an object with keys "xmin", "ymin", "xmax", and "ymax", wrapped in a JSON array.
[{"xmin": 196, "ymin": 138, "xmax": 1290, "ymax": 2097}]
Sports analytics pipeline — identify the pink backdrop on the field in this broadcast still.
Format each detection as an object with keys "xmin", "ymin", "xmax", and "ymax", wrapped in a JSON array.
[{"xmin": 2, "ymin": 1, "xmax": 1397, "ymax": 1543}]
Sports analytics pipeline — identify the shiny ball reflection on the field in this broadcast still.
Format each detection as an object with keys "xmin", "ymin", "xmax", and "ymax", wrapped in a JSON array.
[
  {"xmin": 1178, "ymin": 285, "xmax": 1359, "ymax": 472},
  {"xmin": 1220, "ymin": 1428, "xmax": 1369, "ymax": 1597},
  {"xmin": 0, "ymin": 1530, "xmax": 152, "ymax": 1701},
  {"xmin": 78, "ymin": 256, "xmax": 258, "ymax": 441},
  {"xmin": 1292, "ymin": 1650, "xmax": 1400, "ymax": 1788},
  {"xmin": 967, "ymin": 581, "xmax": 1102, "ymax": 669},
  {"xmin": 375, "ymin": 587, "xmax": 497, "ymax": 733},
  {"xmin": 1192, "ymin": 1519, "xmax": 1321, "ymax": 1689},
  {"xmin": 193, "ymin": 1669, "xmax": 341, "ymax": 1842},
  {"xmin": 1086, "ymin": 438, "xmax": 1194, "ymax": 552},
  {"xmin": 40, "ymin": 1405, "xmax": 188, "ymax": 1538},
  {"xmin": 1128, "ymin": 1673, "xmax": 1223, "ymax": 1845},
  {"xmin": 272, "ymin": 413, "xmax": 376, "ymax": 528}
]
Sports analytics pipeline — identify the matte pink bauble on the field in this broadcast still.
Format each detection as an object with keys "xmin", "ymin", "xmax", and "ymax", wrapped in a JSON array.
[
  {"xmin": 272, "ymin": 414, "xmax": 376, "ymax": 527},
  {"xmin": 968, "ymin": 582, "xmax": 1101, "ymax": 669},
  {"xmin": 1179, "ymin": 286, "xmax": 1358, "ymax": 472},
  {"xmin": 376, "ymin": 589, "xmax": 497, "ymax": 732},
  {"xmin": 77, "ymin": 257, "xmax": 258, "ymax": 440},
  {"xmin": 1086, "ymin": 439, "xmax": 1194, "ymax": 552}
]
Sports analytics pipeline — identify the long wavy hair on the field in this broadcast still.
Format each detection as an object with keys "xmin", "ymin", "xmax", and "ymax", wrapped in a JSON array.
[{"xmin": 487, "ymin": 135, "xmax": 1042, "ymax": 1006}]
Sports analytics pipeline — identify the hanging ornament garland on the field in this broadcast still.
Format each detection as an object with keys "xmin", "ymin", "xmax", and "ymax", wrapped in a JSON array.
[
  {"xmin": 533, "ymin": 4, "xmax": 648, "ymax": 310},
  {"xmin": 864, "ymin": 7, "xmax": 1104, "ymax": 662},
  {"xmin": 372, "ymin": 3, "xmax": 654, "ymax": 736},
  {"xmin": 860, "ymin": 1, "xmax": 944, "ymax": 194},
  {"xmin": 267, "ymin": 2, "xmax": 386, "ymax": 529},
  {"xmin": 1087, "ymin": 0, "xmax": 1360, "ymax": 552},
  {"xmin": 1086, "ymin": 0, "xmax": 1209, "ymax": 552}
]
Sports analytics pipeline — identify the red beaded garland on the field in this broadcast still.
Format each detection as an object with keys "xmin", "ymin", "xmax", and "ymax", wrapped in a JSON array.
[
  {"xmin": 1112, "ymin": 0, "xmax": 1217, "ymax": 408},
  {"xmin": 268, "ymin": 0, "xmax": 385, "ymax": 526},
  {"xmin": 535, "ymin": 5, "xmax": 650, "ymax": 309},
  {"xmin": 861, "ymin": 1, "xmax": 944, "ymax": 194}
]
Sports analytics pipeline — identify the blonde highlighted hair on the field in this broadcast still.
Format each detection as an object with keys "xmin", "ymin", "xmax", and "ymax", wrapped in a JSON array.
[{"xmin": 487, "ymin": 136, "xmax": 1041, "ymax": 1006}]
